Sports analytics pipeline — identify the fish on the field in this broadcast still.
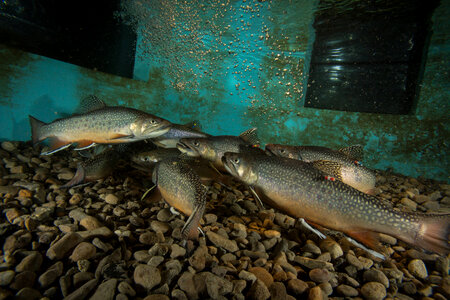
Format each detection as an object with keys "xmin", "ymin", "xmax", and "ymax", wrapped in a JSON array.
[
  {"xmin": 265, "ymin": 144, "xmax": 376, "ymax": 194},
  {"xmin": 132, "ymin": 148, "xmax": 182, "ymax": 167},
  {"xmin": 152, "ymin": 120, "xmax": 211, "ymax": 148},
  {"xmin": 132, "ymin": 148, "xmax": 230, "ymax": 186},
  {"xmin": 152, "ymin": 157, "xmax": 207, "ymax": 240},
  {"xmin": 222, "ymin": 152, "xmax": 450, "ymax": 256},
  {"xmin": 176, "ymin": 128, "xmax": 260, "ymax": 171},
  {"xmin": 60, "ymin": 149, "xmax": 121, "ymax": 188},
  {"xmin": 29, "ymin": 95, "xmax": 172, "ymax": 155}
]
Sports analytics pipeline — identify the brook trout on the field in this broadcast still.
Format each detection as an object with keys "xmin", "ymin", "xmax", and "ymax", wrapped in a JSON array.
[
  {"xmin": 222, "ymin": 152, "xmax": 450, "ymax": 256},
  {"xmin": 265, "ymin": 144, "xmax": 376, "ymax": 194},
  {"xmin": 152, "ymin": 120, "xmax": 211, "ymax": 148},
  {"xmin": 29, "ymin": 95, "xmax": 171, "ymax": 155},
  {"xmin": 177, "ymin": 128, "xmax": 259, "ymax": 170},
  {"xmin": 152, "ymin": 158, "xmax": 207, "ymax": 240}
]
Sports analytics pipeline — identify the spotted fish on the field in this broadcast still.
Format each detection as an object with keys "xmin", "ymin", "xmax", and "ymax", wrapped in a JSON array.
[
  {"xmin": 152, "ymin": 157, "xmax": 207, "ymax": 240},
  {"xmin": 29, "ymin": 95, "xmax": 171, "ymax": 155},
  {"xmin": 152, "ymin": 120, "xmax": 211, "ymax": 148},
  {"xmin": 60, "ymin": 149, "xmax": 121, "ymax": 189},
  {"xmin": 265, "ymin": 144, "xmax": 376, "ymax": 194},
  {"xmin": 222, "ymin": 152, "xmax": 450, "ymax": 256},
  {"xmin": 176, "ymin": 128, "xmax": 259, "ymax": 171}
]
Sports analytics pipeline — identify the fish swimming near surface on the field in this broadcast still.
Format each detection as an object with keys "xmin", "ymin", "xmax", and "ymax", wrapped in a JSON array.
[
  {"xmin": 265, "ymin": 144, "xmax": 376, "ymax": 194},
  {"xmin": 222, "ymin": 152, "xmax": 450, "ymax": 256},
  {"xmin": 152, "ymin": 120, "xmax": 211, "ymax": 148},
  {"xmin": 176, "ymin": 128, "xmax": 260, "ymax": 171},
  {"xmin": 29, "ymin": 95, "xmax": 172, "ymax": 155},
  {"xmin": 152, "ymin": 157, "xmax": 207, "ymax": 240}
]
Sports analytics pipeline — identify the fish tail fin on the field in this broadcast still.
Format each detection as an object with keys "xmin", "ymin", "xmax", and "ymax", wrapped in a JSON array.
[
  {"xmin": 181, "ymin": 200, "xmax": 206, "ymax": 241},
  {"xmin": 29, "ymin": 115, "xmax": 46, "ymax": 145},
  {"xmin": 60, "ymin": 163, "xmax": 86, "ymax": 189},
  {"xmin": 414, "ymin": 214, "xmax": 450, "ymax": 255}
]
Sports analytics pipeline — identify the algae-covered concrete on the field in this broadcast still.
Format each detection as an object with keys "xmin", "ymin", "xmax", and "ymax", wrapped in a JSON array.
[{"xmin": 0, "ymin": 0, "xmax": 448, "ymax": 181}]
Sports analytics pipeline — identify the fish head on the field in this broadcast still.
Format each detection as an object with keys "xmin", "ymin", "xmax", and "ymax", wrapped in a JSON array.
[
  {"xmin": 265, "ymin": 144, "xmax": 298, "ymax": 159},
  {"xmin": 131, "ymin": 151, "xmax": 159, "ymax": 167},
  {"xmin": 177, "ymin": 138, "xmax": 213, "ymax": 159},
  {"xmin": 131, "ymin": 115, "xmax": 171, "ymax": 139},
  {"xmin": 222, "ymin": 152, "xmax": 258, "ymax": 185}
]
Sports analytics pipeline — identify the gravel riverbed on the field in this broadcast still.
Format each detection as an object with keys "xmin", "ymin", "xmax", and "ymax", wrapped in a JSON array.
[{"xmin": 0, "ymin": 141, "xmax": 449, "ymax": 300}]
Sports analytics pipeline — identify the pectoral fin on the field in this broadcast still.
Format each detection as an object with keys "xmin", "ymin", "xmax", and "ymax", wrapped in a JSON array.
[
  {"xmin": 181, "ymin": 201, "xmax": 206, "ymax": 241},
  {"xmin": 60, "ymin": 163, "xmax": 86, "ymax": 189},
  {"xmin": 41, "ymin": 138, "xmax": 72, "ymax": 155}
]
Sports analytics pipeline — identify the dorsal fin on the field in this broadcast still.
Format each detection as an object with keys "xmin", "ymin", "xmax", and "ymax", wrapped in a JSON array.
[
  {"xmin": 239, "ymin": 128, "xmax": 260, "ymax": 146},
  {"xmin": 79, "ymin": 95, "xmax": 106, "ymax": 113},
  {"xmin": 311, "ymin": 160, "xmax": 343, "ymax": 181},
  {"xmin": 339, "ymin": 145, "xmax": 364, "ymax": 161}
]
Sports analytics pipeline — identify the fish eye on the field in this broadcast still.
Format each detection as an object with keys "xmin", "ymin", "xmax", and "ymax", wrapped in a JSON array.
[
  {"xmin": 280, "ymin": 149, "xmax": 286, "ymax": 154},
  {"xmin": 193, "ymin": 141, "xmax": 200, "ymax": 147},
  {"xmin": 150, "ymin": 119, "xmax": 157, "ymax": 124},
  {"xmin": 233, "ymin": 158, "xmax": 240, "ymax": 164}
]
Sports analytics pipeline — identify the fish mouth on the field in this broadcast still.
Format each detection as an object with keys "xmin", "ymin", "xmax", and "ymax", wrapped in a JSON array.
[
  {"xmin": 221, "ymin": 153, "xmax": 238, "ymax": 177},
  {"xmin": 143, "ymin": 124, "xmax": 171, "ymax": 139}
]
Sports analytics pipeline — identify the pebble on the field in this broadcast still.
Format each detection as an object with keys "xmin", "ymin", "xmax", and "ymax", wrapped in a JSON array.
[
  {"xmin": 239, "ymin": 270, "xmax": 257, "ymax": 282},
  {"xmin": 0, "ymin": 270, "xmax": 15, "ymax": 286},
  {"xmin": 408, "ymin": 259, "xmax": 428, "ymax": 279},
  {"xmin": 38, "ymin": 261, "xmax": 63, "ymax": 288},
  {"xmin": 46, "ymin": 233, "xmax": 80, "ymax": 260},
  {"xmin": 249, "ymin": 267, "xmax": 274, "ymax": 288},
  {"xmin": 15, "ymin": 287, "xmax": 41, "ymax": 300},
  {"xmin": 143, "ymin": 295, "xmax": 170, "ymax": 300},
  {"xmin": 337, "ymin": 284, "xmax": 359, "ymax": 297},
  {"xmin": 10, "ymin": 270, "xmax": 36, "ymax": 290},
  {"xmin": 203, "ymin": 272, "xmax": 233, "ymax": 298},
  {"xmin": 64, "ymin": 278, "xmax": 98, "ymax": 300},
  {"xmin": 89, "ymin": 278, "xmax": 117, "ymax": 300},
  {"xmin": 118, "ymin": 281, "xmax": 136, "ymax": 297},
  {"xmin": 170, "ymin": 244, "xmax": 186, "ymax": 258},
  {"xmin": 150, "ymin": 220, "xmax": 171, "ymax": 234},
  {"xmin": 269, "ymin": 282, "xmax": 287, "ymax": 300},
  {"xmin": 294, "ymin": 256, "xmax": 334, "ymax": 271},
  {"xmin": 363, "ymin": 269, "xmax": 390, "ymax": 288},
  {"xmin": 247, "ymin": 279, "xmax": 270, "ymax": 300},
  {"xmin": 177, "ymin": 272, "xmax": 197, "ymax": 299},
  {"xmin": 263, "ymin": 229, "xmax": 281, "ymax": 239},
  {"xmin": 133, "ymin": 264, "xmax": 161, "ymax": 290},
  {"xmin": 104, "ymin": 194, "xmax": 120, "ymax": 205},
  {"xmin": 206, "ymin": 231, "xmax": 239, "ymax": 252},
  {"xmin": 309, "ymin": 268, "xmax": 330, "ymax": 283},
  {"xmin": 361, "ymin": 282, "xmax": 387, "ymax": 300},
  {"xmin": 15, "ymin": 252, "xmax": 43, "ymax": 272},
  {"xmin": 69, "ymin": 242, "xmax": 97, "ymax": 262},
  {"xmin": 308, "ymin": 286, "xmax": 324, "ymax": 300}
]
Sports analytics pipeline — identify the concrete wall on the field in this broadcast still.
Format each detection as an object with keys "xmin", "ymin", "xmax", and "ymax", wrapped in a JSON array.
[{"xmin": 0, "ymin": 0, "xmax": 448, "ymax": 181}]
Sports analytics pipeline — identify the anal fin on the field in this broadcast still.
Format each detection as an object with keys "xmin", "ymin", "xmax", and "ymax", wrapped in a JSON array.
[{"xmin": 344, "ymin": 229, "xmax": 387, "ymax": 256}]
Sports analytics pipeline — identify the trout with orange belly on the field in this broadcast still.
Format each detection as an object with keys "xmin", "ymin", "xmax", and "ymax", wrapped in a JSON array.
[
  {"xmin": 152, "ymin": 157, "xmax": 207, "ymax": 240},
  {"xmin": 29, "ymin": 96, "xmax": 171, "ymax": 155},
  {"xmin": 222, "ymin": 152, "xmax": 450, "ymax": 256}
]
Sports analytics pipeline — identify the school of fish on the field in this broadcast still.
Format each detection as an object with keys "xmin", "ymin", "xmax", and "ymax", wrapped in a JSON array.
[{"xmin": 29, "ymin": 96, "xmax": 450, "ymax": 258}]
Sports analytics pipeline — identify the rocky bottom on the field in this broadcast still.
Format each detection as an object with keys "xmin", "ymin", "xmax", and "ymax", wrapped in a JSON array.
[{"xmin": 0, "ymin": 141, "xmax": 449, "ymax": 300}]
